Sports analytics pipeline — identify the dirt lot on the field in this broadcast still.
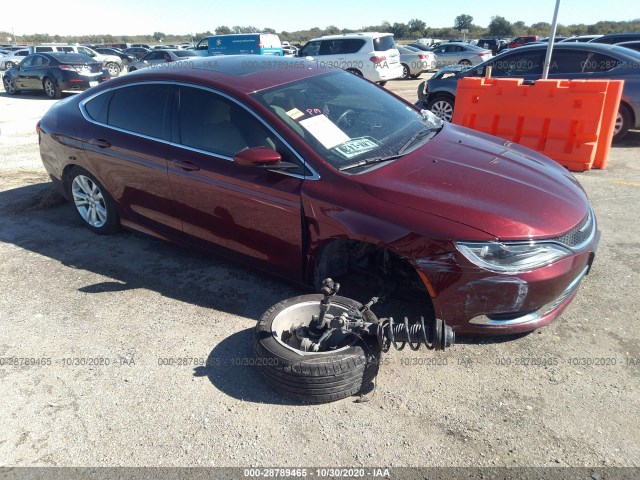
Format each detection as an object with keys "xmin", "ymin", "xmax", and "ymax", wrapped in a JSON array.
[{"xmin": 0, "ymin": 74, "xmax": 639, "ymax": 473}]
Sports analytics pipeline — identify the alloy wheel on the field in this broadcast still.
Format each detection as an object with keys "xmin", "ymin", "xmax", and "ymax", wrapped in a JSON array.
[{"xmin": 71, "ymin": 175, "xmax": 108, "ymax": 228}]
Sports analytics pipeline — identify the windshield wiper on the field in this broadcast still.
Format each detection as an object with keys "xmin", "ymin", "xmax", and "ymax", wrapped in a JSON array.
[
  {"xmin": 338, "ymin": 154, "xmax": 404, "ymax": 172},
  {"xmin": 397, "ymin": 126, "xmax": 438, "ymax": 156}
]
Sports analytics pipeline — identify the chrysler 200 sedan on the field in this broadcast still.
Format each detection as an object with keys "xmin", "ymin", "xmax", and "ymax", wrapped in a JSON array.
[{"xmin": 37, "ymin": 56, "xmax": 599, "ymax": 335}]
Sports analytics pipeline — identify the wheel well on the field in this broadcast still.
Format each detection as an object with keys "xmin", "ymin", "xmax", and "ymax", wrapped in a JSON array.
[
  {"xmin": 61, "ymin": 164, "xmax": 81, "ymax": 195},
  {"xmin": 311, "ymin": 239, "xmax": 433, "ymax": 315}
]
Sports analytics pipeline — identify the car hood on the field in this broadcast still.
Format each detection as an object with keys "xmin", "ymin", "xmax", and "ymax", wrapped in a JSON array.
[{"xmin": 356, "ymin": 123, "xmax": 589, "ymax": 240}]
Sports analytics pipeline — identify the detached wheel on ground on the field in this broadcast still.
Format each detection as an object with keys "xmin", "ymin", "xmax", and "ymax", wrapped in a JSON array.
[
  {"xmin": 43, "ymin": 77, "xmax": 62, "ymax": 99},
  {"xmin": 426, "ymin": 94, "xmax": 455, "ymax": 122},
  {"xmin": 66, "ymin": 167, "xmax": 120, "ymax": 234},
  {"xmin": 253, "ymin": 294, "xmax": 381, "ymax": 403}
]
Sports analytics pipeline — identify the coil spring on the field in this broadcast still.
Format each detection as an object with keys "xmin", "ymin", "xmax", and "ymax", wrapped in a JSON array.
[{"xmin": 378, "ymin": 316, "xmax": 453, "ymax": 352}]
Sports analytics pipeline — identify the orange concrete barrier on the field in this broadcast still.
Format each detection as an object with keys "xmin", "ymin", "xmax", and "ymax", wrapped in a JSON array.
[{"xmin": 451, "ymin": 78, "xmax": 624, "ymax": 171}]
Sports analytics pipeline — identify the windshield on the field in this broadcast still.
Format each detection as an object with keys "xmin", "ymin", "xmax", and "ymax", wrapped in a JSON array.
[{"xmin": 251, "ymin": 71, "xmax": 441, "ymax": 172}]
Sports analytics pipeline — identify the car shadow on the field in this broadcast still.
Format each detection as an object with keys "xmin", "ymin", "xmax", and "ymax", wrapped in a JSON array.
[
  {"xmin": 193, "ymin": 329, "xmax": 298, "ymax": 405},
  {"xmin": 614, "ymin": 129, "xmax": 640, "ymax": 148},
  {"xmin": 0, "ymin": 182, "xmax": 303, "ymax": 320}
]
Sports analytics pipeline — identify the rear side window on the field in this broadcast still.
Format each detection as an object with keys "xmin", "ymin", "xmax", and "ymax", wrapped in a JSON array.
[
  {"xmin": 581, "ymin": 52, "xmax": 625, "ymax": 72},
  {"xmin": 83, "ymin": 91, "xmax": 113, "ymax": 124},
  {"xmin": 373, "ymin": 36, "xmax": 396, "ymax": 51},
  {"xmin": 106, "ymin": 85, "xmax": 172, "ymax": 139}
]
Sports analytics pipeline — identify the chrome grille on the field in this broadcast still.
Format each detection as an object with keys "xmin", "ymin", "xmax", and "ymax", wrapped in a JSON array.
[{"xmin": 553, "ymin": 208, "xmax": 595, "ymax": 250}]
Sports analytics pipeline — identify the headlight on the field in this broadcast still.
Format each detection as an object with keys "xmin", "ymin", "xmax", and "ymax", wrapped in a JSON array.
[{"xmin": 455, "ymin": 241, "xmax": 573, "ymax": 273}]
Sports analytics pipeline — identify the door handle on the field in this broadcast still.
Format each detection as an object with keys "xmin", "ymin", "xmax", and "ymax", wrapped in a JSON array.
[
  {"xmin": 88, "ymin": 138, "xmax": 111, "ymax": 148},
  {"xmin": 171, "ymin": 159, "xmax": 200, "ymax": 171}
]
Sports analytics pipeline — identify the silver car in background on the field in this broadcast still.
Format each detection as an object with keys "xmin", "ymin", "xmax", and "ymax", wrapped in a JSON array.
[
  {"xmin": 431, "ymin": 42, "xmax": 492, "ymax": 68},
  {"xmin": 127, "ymin": 49, "xmax": 200, "ymax": 71},
  {"xmin": 397, "ymin": 45, "xmax": 435, "ymax": 79}
]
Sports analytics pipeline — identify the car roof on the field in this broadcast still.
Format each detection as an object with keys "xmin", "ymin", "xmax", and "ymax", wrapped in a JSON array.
[
  {"xmin": 312, "ymin": 32, "xmax": 393, "ymax": 41},
  {"xmin": 507, "ymin": 41, "xmax": 640, "ymax": 58},
  {"xmin": 100, "ymin": 56, "xmax": 336, "ymax": 94}
]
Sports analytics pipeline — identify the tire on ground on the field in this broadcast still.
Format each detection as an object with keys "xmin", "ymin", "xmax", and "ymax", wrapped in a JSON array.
[{"xmin": 253, "ymin": 294, "xmax": 381, "ymax": 403}]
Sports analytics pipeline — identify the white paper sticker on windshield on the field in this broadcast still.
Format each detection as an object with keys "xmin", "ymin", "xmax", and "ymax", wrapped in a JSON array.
[
  {"xmin": 333, "ymin": 137, "xmax": 381, "ymax": 159},
  {"xmin": 299, "ymin": 114, "xmax": 350, "ymax": 149}
]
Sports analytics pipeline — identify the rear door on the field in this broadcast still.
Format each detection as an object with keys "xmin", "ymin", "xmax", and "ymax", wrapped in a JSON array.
[
  {"xmin": 80, "ymin": 83, "xmax": 182, "ymax": 235},
  {"xmin": 166, "ymin": 85, "xmax": 306, "ymax": 279}
]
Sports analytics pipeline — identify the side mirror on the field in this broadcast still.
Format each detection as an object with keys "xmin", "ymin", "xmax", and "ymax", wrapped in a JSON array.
[
  {"xmin": 234, "ymin": 147, "xmax": 298, "ymax": 170},
  {"xmin": 234, "ymin": 146, "xmax": 282, "ymax": 166}
]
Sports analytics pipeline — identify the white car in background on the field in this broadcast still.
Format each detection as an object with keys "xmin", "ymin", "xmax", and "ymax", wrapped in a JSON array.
[{"xmin": 298, "ymin": 32, "xmax": 403, "ymax": 85}]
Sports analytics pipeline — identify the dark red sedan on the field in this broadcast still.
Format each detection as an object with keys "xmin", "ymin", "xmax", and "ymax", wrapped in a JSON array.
[{"xmin": 37, "ymin": 56, "xmax": 599, "ymax": 334}]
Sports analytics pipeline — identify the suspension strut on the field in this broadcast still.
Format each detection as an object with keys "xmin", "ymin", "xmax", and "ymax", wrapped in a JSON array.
[
  {"xmin": 293, "ymin": 279, "xmax": 454, "ymax": 353},
  {"xmin": 377, "ymin": 316, "xmax": 454, "ymax": 352}
]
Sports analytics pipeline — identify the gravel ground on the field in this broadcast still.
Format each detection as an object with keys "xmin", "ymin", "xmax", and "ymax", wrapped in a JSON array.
[{"xmin": 0, "ymin": 74, "xmax": 639, "ymax": 473}]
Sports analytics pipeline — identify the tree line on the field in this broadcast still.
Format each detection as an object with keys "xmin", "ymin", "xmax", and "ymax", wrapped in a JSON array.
[{"xmin": 2, "ymin": 17, "xmax": 639, "ymax": 46}]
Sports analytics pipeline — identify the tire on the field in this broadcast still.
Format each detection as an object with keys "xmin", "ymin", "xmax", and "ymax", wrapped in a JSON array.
[
  {"xmin": 128, "ymin": 67, "xmax": 136, "ymax": 72},
  {"xmin": 345, "ymin": 68, "xmax": 363, "ymax": 77},
  {"xmin": 426, "ymin": 94, "xmax": 455, "ymax": 122},
  {"xmin": 377, "ymin": 81, "xmax": 387, "ymax": 87},
  {"xmin": 253, "ymin": 294, "xmax": 381, "ymax": 403},
  {"xmin": 66, "ymin": 168, "xmax": 120, "ymax": 234},
  {"xmin": 459, "ymin": 59, "xmax": 472, "ymax": 66},
  {"xmin": 613, "ymin": 104, "xmax": 632, "ymax": 143},
  {"xmin": 417, "ymin": 81, "xmax": 427, "ymax": 102},
  {"xmin": 400, "ymin": 63, "xmax": 410, "ymax": 80},
  {"xmin": 105, "ymin": 62, "xmax": 120, "ymax": 77},
  {"xmin": 5, "ymin": 61, "xmax": 16, "ymax": 69},
  {"xmin": 3, "ymin": 76, "xmax": 19, "ymax": 95},
  {"xmin": 43, "ymin": 77, "xmax": 61, "ymax": 99}
]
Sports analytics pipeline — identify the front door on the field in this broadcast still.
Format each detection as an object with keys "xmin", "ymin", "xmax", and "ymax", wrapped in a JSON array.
[{"xmin": 167, "ymin": 86, "xmax": 306, "ymax": 279}]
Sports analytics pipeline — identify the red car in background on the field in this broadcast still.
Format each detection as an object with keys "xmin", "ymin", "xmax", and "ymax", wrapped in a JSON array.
[
  {"xmin": 507, "ymin": 35, "xmax": 539, "ymax": 48},
  {"xmin": 37, "ymin": 57, "xmax": 599, "ymax": 335}
]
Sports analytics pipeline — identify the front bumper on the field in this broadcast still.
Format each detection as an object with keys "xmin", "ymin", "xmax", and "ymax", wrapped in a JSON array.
[{"xmin": 418, "ymin": 218, "xmax": 600, "ymax": 335}]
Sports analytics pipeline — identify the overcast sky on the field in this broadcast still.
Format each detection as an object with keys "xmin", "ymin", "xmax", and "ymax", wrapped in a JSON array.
[{"xmin": 1, "ymin": 0, "xmax": 636, "ymax": 36}]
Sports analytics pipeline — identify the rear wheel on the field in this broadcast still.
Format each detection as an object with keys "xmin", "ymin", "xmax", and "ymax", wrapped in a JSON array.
[
  {"xmin": 459, "ymin": 59, "xmax": 472, "ymax": 66},
  {"xmin": 5, "ymin": 61, "xmax": 16, "ymax": 69},
  {"xmin": 346, "ymin": 68, "xmax": 363, "ymax": 77},
  {"xmin": 66, "ymin": 168, "xmax": 120, "ymax": 234},
  {"xmin": 613, "ymin": 104, "xmax": 632, "ymax": 143},
  {"xmin": 426, "ymin": 94, "xmax": 455, "ymax": 122},
  {"xmin": 105, "ymin": 62, "xmax": 120, "ymax": 77},
  {"xmin": 253, "ymin": 294, "xmax": 381, "ymax": 403},
  {"xmin": 43, "ymin": 77, "xmax": 61, "ymax": 99},
  {"xmin": 400, "ymin": 63, "xmax": 410, "ymax": 79}
]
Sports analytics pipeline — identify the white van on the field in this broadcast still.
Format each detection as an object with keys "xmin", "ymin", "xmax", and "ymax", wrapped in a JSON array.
[{"xmin": 297, "ymin": 32, "xmax": 403, "ymax": 85}]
